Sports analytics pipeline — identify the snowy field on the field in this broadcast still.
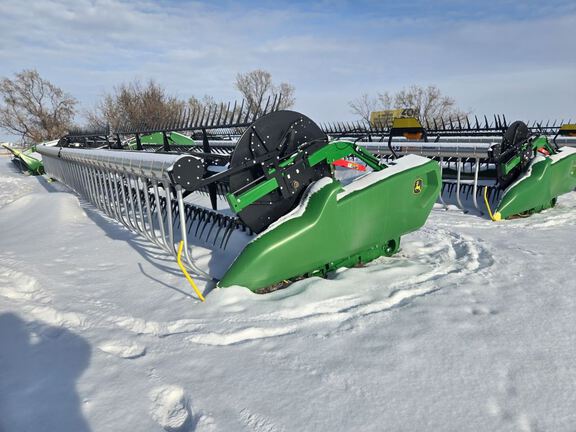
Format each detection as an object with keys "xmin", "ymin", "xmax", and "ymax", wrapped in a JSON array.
[{"xmin": 1, "ymin": 154, "xmax": 576, "ymax": 432}]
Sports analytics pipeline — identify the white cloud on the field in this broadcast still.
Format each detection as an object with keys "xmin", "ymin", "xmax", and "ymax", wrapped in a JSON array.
[{"xmin": 0, "ymin": 0, "xmax": 574, "ymax": 140}]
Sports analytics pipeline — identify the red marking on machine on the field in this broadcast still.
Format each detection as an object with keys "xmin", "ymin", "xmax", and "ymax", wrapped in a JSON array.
[{"xmin": 332, "ymin": 159, "xmax": 367, "ymax": 171}]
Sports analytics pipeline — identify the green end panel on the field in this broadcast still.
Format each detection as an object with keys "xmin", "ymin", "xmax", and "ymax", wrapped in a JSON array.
[
  {"xmin": 137, "ymin": 132, "xmax": 196, "ymax": 147},
  {"xmin": 495, "ymin": 147, "xmax": 576, "ymax": 219},
  {"xmin": 218, "ymin": 156, "xmax": 440, "ymax": 292},
  {"xmin": 2, "ymin": 144, "xmax": 44, "ymax": 175},
  {"xmin": 168, "ymin": 132, "xmax": 196, "ymax": 146},
  {"xmin": 19, "ymin": 153, "xmax": 44, "ymax": 175}
]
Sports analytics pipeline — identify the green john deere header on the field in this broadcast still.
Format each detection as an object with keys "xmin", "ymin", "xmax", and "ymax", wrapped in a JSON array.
[{"xmin": 2, "ymin": 144, "xmax": 44, "ymax": 175}]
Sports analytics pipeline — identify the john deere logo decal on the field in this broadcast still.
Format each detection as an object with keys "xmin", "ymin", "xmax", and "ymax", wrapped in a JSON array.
[{"xmin": 413, "ymin": 178, "xmax": 423, "ymax": 194}]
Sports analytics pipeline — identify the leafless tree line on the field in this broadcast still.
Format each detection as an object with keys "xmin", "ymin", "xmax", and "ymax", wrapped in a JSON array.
[
  {"xmin": 0, "ymin": 68, "xmax": 466, "ymax": 145},
  {"xmin": 0, "ymin": 69, "xmax": 296, "ymax": 144},
  {"xmin": 349, "ymin": 85, "xmax": 468, "ymax": 124},
  {"xmin": 86, "ymin": 69, "xmax": 295, "ymax": 133},
  {"xmin": 0, "ymin": 70, "xmax": 76, "ymax": 143}
]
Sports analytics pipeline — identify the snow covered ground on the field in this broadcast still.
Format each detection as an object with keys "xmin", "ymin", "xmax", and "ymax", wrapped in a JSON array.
[{"xmin": 1, "ymin": 154, "xmax": 576, "ymax": 432}]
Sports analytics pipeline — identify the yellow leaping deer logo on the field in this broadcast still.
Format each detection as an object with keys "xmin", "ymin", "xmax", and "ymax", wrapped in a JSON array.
[{"xmin": 413, "ymin": 178, "xmax": 423, "ymax": 194}]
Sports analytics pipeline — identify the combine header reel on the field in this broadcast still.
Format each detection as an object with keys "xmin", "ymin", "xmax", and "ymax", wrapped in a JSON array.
[
  {"xmin": 37, "ymin": 98, "xmax": 440, "ymax": 294},
  {"xmin": 323, "ymin": 116, "xmax": 576, "ymax": 220}
]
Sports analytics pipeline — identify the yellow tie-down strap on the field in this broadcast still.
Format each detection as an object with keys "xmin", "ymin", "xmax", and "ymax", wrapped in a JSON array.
[
  {"xmin": 483, "ymin": 186, "xmax": 501, "ymax": 221},
  {"xmin": 177, "ymin": 241, "xmax": 205, "ymax": 302}
]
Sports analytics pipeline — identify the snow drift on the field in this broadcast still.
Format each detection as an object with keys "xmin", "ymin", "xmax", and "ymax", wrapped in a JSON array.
[{"xmin": 1, "ymin": 157, "xmax": 576, "ymax": 431}]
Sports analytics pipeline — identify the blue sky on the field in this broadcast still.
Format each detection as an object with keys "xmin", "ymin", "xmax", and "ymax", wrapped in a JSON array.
[{"xmin": 0, "ymin": 0, "xmax": 574, "ymax": 140}]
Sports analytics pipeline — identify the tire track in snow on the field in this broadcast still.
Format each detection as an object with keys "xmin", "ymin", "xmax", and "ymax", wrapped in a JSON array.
[
  {"xmin": 112, "ymin": 227, "xmax": 492, "ymax": 345},
  {"xmin": 486, "ymin": 367, "xmax": 540, "ymax": 432},
  {"xmin": 0, "ymin": 174, "xmax": 36, "ymax": 208},
  {"xmin": 169, "ymin": 226, "xmax": 495, "ymax": 346},
  {"xmin": 0, "ymin": 254, "xmax": 210, "ymax": 339},
  {"xmin": 0, "ymin": 223, "xmax": 495, "ymax": 348},
  {"xmin": 261, "ymin": 350, "xmax": 367, "ymax": 399},
  {"xmin": 0, "ymin": 255, "xmax": 52, "ymax": 306},
  {"xmin": 232, "ymin": 227, "xmax": 493, "ymax": 324},
  {"xmin": 239, "ymin": 408, "xmax": 285, "ymax": 432}
]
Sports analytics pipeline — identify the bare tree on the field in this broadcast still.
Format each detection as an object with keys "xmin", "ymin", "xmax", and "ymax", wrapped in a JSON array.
[
  {"xmin": 277, "ymin": 82, "xmax": 295, "ymax": 108},
  {"xmin": 348, "ymin": 93, "xmax": 389, "ymax": 122},
  {"xmin": 0, "ymin": 69, "xmax": 77, "ymax": 143},
  {"xmin": 235, "ymin": 69, "xmax": 295, "ymax": 115},
  {"xmin": 187, "ymin": 94, "xmax": 245, "ymax": 128},
  {"xmin": 188, "ymin": 94, "xmax": 220, "ymax": 115},
  {"xmin": 388, "ymin": 85, "xmax": 466, "ymax": 122},
  {"xmin": 350, "ymin": 85, "xmax": 466, "ymax": 123},
  {"xmin": 87, "ymin": 79, "xmax": 184, "ymax": 130}
]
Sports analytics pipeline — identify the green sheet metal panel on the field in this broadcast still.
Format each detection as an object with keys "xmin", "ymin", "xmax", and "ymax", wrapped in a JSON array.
[
  {"xmin": 219, "ymin": 155, "xmax": 440, "ymax": 291},
  {"xmin": 495, "ymin": 146, "xmax": 576, "ymax": 219}
]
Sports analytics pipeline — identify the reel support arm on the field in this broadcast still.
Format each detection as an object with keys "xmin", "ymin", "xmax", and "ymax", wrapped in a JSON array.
[
  {"xmin": 307, "ymin": 140, "xmax": 384, "ymax": 171},
  {"xmin": 226, "ymin": 140, "xmax": 386, "ymax": 213},
  {"xmin": 497, "ymin": 135, "xmax": 558, "ymax": 178}
]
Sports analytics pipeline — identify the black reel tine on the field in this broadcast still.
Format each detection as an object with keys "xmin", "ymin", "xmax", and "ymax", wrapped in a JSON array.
[
  {"xmin": 194, "ymin": 210, "xmax": 208, "ymax": 237},
  {"xmin": 262, "ymin": 95, "xmax": 271, "ymax": 116},
  {"xmin": 199, "ymin": 212, "xmax": 216, "ymax": 241},
  {"xmin": 199, "ymin": 106, "xmax": 208, "ymax": 127},
  {"xmin": 219, "ymin": 223, "xmax": 233, "ymax": 249},
  {"xmin": 215, "ymin": 103, "xmax": 224, "ymax": 125},
  {"xmin": 204, "ymin": 215, "xmax": 223, "ymax": 245},
  {"xmin": 270, "ymin": 94, "xmax": 278, "ymax": 113},
  {"xmin": 222, "ymin": 222, "xmax": 237, "ymax": 249},
  {"xmin": 185, "ymin": 207, "xmax": 195, "ymax": 234},
  {"xmin": 228, "ymin": 100, "xmax": 237, "ymax": 124},
  {"xmin": 254, "ymin": 93, "xmax": 265, "ymax": 122},
  {"xmin": 244, "ymin": 99, "xmax": 253, "ymax": 124},
  {"xmin": 212, "ymin": 218, "xmax": 228, "ymax": 247},
  {"xmin": 235, "ymin": 99, "xmax": 245, "ymax": 124}
]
